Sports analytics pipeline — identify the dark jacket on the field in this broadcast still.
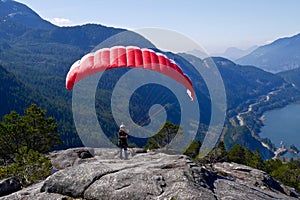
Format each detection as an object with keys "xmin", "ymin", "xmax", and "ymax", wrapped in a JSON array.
[{"xmin": 118, "ymin": 130, "xmax": 128, "ymax": 147}]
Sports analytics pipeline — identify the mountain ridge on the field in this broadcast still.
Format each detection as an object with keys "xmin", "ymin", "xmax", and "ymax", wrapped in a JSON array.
[
  {"xmin": 0, "ymin": 0, "xmax": 55, "ymax": 29},
  {"xmin": 213, "ymin": 46, "xmax": 258, "ymax": 60},
  {"xmin": 237, "ymin": 33, "xmax": 300, "ymax": 72}
]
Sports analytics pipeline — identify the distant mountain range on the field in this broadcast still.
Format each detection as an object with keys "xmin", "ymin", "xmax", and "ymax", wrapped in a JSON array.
[
  {"xmin": 1, "ymin": 0, "xmax": 300, "ymax": 158},
  {"xmin": 193, "ymin": 31, "xmax": 300, "ymax": 73},
  {"xmin": 213, "ymin": 46, "xmax": 258, "ymax": 60},
  {"xmin": 187, "ymin": 46, "xmax": 257, "ymax": 60},
  {"xmin": 237, "ymin": 33, "xmax": 300, "ymax": 73}
]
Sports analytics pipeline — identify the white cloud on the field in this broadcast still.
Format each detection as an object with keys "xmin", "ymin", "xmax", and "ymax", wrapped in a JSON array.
[
  {"xmin": 262, "ymin": 33, "xmax": 298, "ymax": 46},
  {"xmin": 48, "ymin": 18, "xmax": 72, "ymax": 26},
  {"xmin": 263, "ymin": 39, "xmax": 275, "ymax": 45}
]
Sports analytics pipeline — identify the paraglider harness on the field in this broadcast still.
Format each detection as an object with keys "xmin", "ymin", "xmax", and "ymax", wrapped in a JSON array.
[{"xmin": 118, "ymin": 129, "xmax": 129, "ymax": 148}]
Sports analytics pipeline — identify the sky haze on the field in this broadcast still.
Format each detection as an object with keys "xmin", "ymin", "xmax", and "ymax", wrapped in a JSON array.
[{"xmin": 15, "ymin": 0, "xmax": 300, "ymax": 53}]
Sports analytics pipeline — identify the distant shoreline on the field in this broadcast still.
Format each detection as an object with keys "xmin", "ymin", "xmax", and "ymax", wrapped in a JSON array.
[{"xmin": 259, "ymin": 103, "xmax": 300, "ymax": 158}]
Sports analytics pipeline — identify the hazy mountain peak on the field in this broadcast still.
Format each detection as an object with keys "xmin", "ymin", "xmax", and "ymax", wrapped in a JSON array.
[
  {"xmin": 211, "ymin": 46, "xmax": 258, "ymax": 61},
  {"xmin": 237, "ymin": 33, "xmax": 300, "ymax": 73}
]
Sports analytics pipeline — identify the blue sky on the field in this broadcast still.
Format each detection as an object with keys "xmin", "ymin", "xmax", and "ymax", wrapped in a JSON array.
[{"xmin": 15, "ymin": 0, "xmax": 300, "ymax": 53}]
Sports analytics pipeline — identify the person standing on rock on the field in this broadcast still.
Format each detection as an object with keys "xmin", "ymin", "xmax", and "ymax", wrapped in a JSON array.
[{"xmin": 118, "ymin": 123, "xmax": 129, "ymax": 160}]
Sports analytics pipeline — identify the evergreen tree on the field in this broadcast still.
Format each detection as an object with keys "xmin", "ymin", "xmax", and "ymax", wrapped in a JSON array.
[
  {"xmin": 227, "ymin": 144, "xmax": 246, "ymax": 164},
  {"xmin": 144, "ymin": 122, "xmax": 182, "ymax": 150},
  {"xmin": 184, "ymin": 140, "xmax": 201, "ymax": 159},
  {"xmin": 263, "ymin": 159, "xmax": 283, "ymax": 174},
  {"xmin": 244, "ymin": 149, "xmax": 254, "ymax": 166},
  {"xmin": 248, "ymin": 149, "xmax": 264, "ymax": 170},
  {"xmin": 1, "ymin": 147, "xmax": 52, "ymax": 186},
  {"xmin": 0, "ymin": 104, "xmax": 61, "ymax": 187},
  {"xmin": 0, "ymin": 104, "xmax": 61, "ymax": 165},
  {"xmin": 198, "ymin": 140, "xmax": 228, "ymax": 164},
  {"xmin": 270, "ymin": 164, "xmax": 300, "ymax": 192},
  {"xmin": 0, "ymin": 111, "xmax": 24, "ymax": 164},
  {"xmin": 215, "ymin": 141, "xmax": 228, "ymax": 162},
  {"xmin": 22, "ymin": 104, "xmax": 61, "ymax": 153}
]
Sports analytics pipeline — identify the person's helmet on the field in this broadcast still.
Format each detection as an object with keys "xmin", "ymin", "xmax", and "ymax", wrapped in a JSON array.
[{"xmin": 120, "ymin": 123, "xmax": 125, "ymax": 129}]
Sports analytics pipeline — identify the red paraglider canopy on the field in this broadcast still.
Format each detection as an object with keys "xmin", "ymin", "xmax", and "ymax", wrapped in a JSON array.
[{"xmin": 66, "ymin": 46, "xmax": 194, "ymax": 100}]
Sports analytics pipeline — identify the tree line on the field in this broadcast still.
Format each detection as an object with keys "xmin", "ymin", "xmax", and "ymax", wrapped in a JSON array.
[
  {"xmin": 142, "ymin": 125, "xmax": 300, "ymax": 192},
  {"xmin": 185, "ymin": 140, "xmax": 300, "ymax": 193}
]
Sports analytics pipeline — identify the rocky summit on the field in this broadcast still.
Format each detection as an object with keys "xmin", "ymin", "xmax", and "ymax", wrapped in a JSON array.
[{"xmin": 0, "ymin": 148, "xmax": 299, "ymax": 200}]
